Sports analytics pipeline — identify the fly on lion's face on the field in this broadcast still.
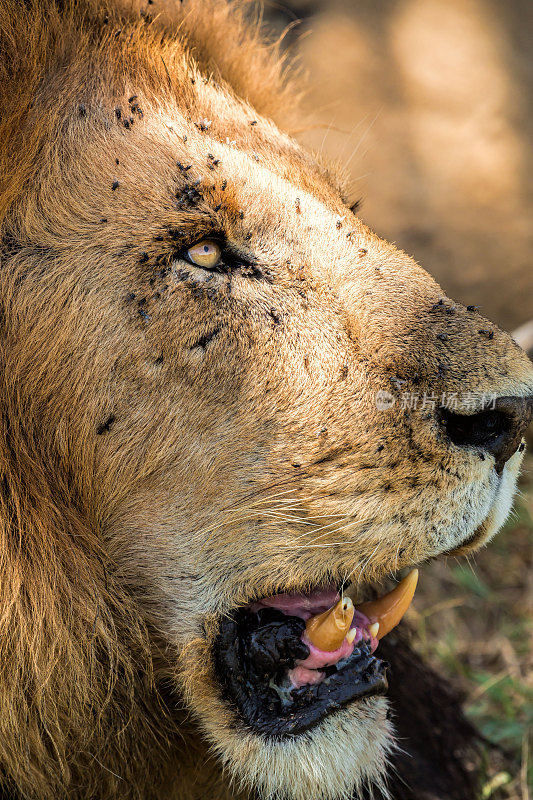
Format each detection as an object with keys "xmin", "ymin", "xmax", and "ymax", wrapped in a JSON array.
[{"xmin": 0, "ymin": 1, "xmax": 532, "ymax": 799}]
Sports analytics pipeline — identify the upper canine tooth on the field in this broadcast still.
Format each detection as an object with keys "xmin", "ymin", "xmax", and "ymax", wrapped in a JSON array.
[
  {"xmin": 356, "ymin": 569, "xmax": 418, "ymax": 640},
  {"xmin": 305, "ymin": 597, "xmax": 355, "ymax": 652}
]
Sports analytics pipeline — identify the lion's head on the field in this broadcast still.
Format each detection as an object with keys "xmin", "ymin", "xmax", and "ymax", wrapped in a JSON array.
[{"xmin": 0, "ymin": 1, "xmax": 532, "ymax": 799}]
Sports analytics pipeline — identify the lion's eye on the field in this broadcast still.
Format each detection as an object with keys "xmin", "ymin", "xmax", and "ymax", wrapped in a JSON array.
[{"xmin": 186, "ymin": 240, "xmax": 222, "ymax": 269}]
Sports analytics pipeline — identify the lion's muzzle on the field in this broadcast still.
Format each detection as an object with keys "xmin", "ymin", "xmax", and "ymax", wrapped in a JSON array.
[{"xmin": 213, "ymin": 573, "xmax": 417, "ymax": 736}]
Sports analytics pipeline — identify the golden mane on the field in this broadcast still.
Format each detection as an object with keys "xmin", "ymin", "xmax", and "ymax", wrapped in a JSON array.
[
  {"xmin": 0, "ymin": 0, "xmax": 298, "ymax": 224},
  {"xmin": 0, "ymin": 299, "xmax": 176, "ymax": 797},
  {"xmin": 0, "ymin": 1, "xmax": 299, "ymax": 797}
]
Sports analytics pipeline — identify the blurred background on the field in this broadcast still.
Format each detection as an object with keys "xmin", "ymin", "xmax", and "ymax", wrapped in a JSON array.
[{"xmin": 264, "ymin": 1, "xmax": 532, "ymax": 796}]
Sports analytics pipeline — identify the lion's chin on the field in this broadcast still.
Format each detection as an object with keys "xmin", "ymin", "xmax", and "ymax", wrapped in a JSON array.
[
  {"xmin": 208, "ymin": 696, "xmax": 393, "ymax": 800},
  {"xmin": 178, "ymin": 584, "xmax": 400, "ymax": 800}
]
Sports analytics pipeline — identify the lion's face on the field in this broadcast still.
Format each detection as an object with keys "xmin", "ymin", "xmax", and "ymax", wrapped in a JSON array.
[{"xmin": 2, "ymin": 13, "xmax": 533, "ymax": 798}]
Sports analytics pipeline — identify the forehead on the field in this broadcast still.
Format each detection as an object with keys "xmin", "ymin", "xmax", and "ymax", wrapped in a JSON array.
[
  {"xmin": 1, "ymin": 0, "xmax": 350, "ymax": 251},
  {"xmin": 123, "ymin": 76, "xmax": 345, "ymax": 200},
  {"xmin": 30, "ymin": 88, "xmax": 350, "ymax": 258}
]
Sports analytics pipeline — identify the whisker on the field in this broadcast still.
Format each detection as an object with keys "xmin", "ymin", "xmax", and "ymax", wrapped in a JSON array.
[
  {"xmin": 224, "ymin": 475, "xmax": 309, "ymax": 509},
  {"xmin": 345, "ymin": 543, "xmax": 381, "ymax": 584},
  {"xmin": 277, "ymin": 535, "xmax": 375, "ymax": 551},
  {"xmin": 293, "ymin": 514, "xmax": 376, "ymax": 547}
]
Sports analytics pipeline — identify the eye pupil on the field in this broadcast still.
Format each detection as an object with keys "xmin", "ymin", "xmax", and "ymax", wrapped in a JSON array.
[{"xmin": 186, "ymin": 239, "xmax": 221, "ymax": 269}]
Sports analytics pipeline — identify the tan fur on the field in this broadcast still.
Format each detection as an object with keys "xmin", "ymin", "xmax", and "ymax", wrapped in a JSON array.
[{"xmin": 0, "ymin": 1, "xmax": 532, "ymax": 799}]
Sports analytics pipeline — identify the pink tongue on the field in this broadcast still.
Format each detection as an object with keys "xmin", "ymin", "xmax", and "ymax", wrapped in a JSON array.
[
  {"xmin": 289, "ymin": 610, "xmax": 375, "ymax": 688},
  {"xmin": 250, "ymin": 585, "xmax": 339, "ymax": 620}
]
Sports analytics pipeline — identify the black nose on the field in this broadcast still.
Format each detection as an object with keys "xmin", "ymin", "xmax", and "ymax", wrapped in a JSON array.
[{"xmin": 440, "ymin": 396, "xmax": 533, "ymax": 472}]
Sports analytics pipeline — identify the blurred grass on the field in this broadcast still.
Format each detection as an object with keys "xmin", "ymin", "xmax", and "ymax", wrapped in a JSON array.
[{"xmin": 408, "ymin": 453, "xmax": 532, "ymax": 799}]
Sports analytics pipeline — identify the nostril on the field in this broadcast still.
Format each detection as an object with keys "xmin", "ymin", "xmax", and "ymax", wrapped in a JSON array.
[
  {"xmin": 440, "ymin": 408, "xmax": 511, "ymax": 450},
  {"xmin": 439, "ymin": 396, "xmax": 533, "ymax": 473}
]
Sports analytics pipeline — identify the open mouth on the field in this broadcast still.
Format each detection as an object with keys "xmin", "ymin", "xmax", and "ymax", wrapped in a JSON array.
[{"xmin": 214, "ymin": 571, "xmax": 418, "ymax": 737}]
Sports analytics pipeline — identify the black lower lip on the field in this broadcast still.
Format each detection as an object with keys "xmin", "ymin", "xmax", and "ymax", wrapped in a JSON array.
[{"xmin": 214, "ymin": 608, "xmax": 388, "ymax": 737}]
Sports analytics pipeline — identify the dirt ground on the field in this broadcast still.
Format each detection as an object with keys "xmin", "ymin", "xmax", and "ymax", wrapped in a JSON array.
[{"xmin": 264, "ymin": 2, "xmax": 532, "ymax": 796}]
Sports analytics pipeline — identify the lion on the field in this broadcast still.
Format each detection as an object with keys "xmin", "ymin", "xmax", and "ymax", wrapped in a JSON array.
[{"xmin": 0, "ymin": 1, "xmax": 531, "ymax": 799}]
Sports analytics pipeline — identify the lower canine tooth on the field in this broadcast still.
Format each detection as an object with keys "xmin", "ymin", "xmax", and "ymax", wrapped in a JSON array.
[{"xmin": 346, "ymin": 628, "xmax": 357, "ymax": 644}]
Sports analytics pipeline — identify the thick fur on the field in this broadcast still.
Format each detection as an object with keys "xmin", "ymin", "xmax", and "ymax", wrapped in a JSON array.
[{"xmin": 0, "ymin": 1, "xmax": 532, "ymax": 799}]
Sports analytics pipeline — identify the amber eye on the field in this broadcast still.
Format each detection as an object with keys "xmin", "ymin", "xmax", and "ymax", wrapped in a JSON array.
[{"xmin": 186, "ymin": 240, "xmax": 222, "ymax": 269}]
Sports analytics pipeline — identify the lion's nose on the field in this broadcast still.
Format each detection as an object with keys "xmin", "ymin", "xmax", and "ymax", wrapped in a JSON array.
[{"xmin": 440, "ymin": 396, "xmax": 533, "ymax": 473}]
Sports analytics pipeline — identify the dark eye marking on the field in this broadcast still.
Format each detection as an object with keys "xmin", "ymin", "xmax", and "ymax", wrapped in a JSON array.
[
  {"xmin": 153, "ymin": 228, "xmax": 273, "ymax": 283},
  {"xmin": 175, "ymin": 237, "xmax": 265, "ymax": 278}
]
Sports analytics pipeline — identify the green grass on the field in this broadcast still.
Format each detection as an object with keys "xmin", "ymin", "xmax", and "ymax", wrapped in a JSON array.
[{"xmin": 407, "ymin": 453, "xmax": 533, "ymax": 799}]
